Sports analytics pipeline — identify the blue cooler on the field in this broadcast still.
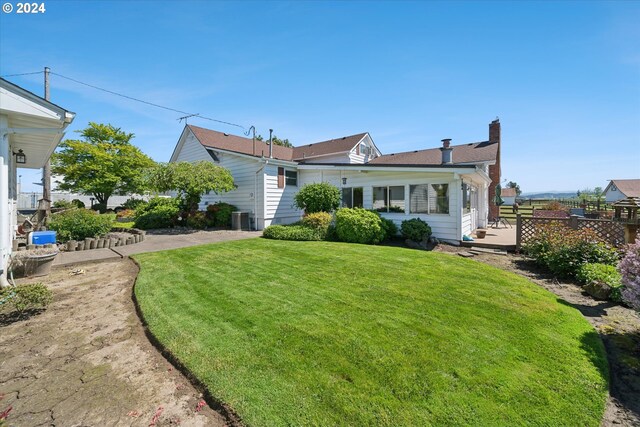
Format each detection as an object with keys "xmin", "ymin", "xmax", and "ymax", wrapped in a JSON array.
[{"xmin": 30, "ymin": 231, "xmax": 57, "ymax": 245}]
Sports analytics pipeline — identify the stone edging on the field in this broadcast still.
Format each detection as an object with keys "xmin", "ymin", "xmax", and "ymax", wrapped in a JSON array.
[{"xmin": 64, "ymin": 228, "xmax": 147, "ymax": 252}]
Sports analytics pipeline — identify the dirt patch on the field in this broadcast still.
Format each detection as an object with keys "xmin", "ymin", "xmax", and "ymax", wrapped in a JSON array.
[
  {"xmin": 435, "ymin": 244, "xmax": 640, "ymax": 427},
  {"xmin": 0, "ymin": 259, "xmax": 226, "ymax": 427}
]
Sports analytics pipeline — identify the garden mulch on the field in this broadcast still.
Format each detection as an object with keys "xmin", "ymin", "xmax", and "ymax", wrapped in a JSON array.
[{"xmin": 436, "ymin": 244, "xmax": 640, "ymax": 427}]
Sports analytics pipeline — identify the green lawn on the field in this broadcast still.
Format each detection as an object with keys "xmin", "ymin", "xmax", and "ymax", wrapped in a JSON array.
[{"xmin": 134, "ymin": 239, "xmax": 608, "ymax": 427}]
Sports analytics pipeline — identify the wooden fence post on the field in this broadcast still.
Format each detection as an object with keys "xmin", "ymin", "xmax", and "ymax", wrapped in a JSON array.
[
  {"xmin": 569, "ymin": 214, "xmax": 579, "ymax": 230},
  {"xmin": 516, "ymin": 214, "xmax": 522, "ymax": 253}
]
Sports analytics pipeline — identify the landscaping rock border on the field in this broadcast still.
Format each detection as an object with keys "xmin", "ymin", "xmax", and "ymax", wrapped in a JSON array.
[{"xmin": 64, "ymin": 228, "xmax": 146, "ymax": 252}]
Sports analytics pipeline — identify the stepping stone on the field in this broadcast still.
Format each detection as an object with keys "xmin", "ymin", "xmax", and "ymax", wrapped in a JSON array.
[
  {"xmin": 469, "ymin": 247, "xmax": 508, "ymax": 256},
  {"xmin": 458, "ymin": 251, "xmax": 475, "ymax": 258}
]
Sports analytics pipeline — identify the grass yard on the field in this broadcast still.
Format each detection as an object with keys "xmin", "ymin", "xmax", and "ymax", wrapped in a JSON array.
[{"xmin": 134, "ymin": 239, "xmax": 608, "ymax": 427}]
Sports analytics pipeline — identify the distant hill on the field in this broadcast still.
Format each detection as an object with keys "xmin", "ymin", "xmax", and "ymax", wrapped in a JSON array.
[{"xmin": 520, "ymin": 191, "xmax": 577, "ymax": 199}]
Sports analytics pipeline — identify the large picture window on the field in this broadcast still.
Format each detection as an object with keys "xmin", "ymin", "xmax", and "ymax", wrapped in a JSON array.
[
  {"xmin": 373, "ymin": 186, "xmax": 405, "ymax": 213},
  {"xmin": 409, "ymin": 183, "xmax": 449, "ymax": 214},
  {"xmin": 342, "ymin": 187, "xmax": 363, "ymax": 208}
]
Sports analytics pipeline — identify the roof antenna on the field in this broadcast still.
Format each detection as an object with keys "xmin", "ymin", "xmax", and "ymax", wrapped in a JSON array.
[
  {"xmin": 245, "ymin": 125, "xmax": 257, "ymax": 156},
  {"xmin": 178, "ymin": 113, "xmax": 200, "ymax": 124}
]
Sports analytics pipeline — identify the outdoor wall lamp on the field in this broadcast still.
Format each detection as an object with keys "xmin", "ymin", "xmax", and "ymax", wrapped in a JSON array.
[
  {"xmin": 13, "ymin": 149, "xmax": 26, "ymax": 164},
  {"xmin": 342, "ymin": 177, "xmax": 347, "ymax": 185}
]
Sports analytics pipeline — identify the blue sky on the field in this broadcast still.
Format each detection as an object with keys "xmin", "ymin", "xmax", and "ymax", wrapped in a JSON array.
[{"xmin": 1, "ymin": 0, "xmax": 639, "ymax": 193}]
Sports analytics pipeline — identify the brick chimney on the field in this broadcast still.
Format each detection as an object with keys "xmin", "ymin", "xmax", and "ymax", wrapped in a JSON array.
[
  {"xmin": 488, "ymin": 118, "xmax": 501, "ymax": 220},
  {"xmin": 440, "ymin": 139, "xmax": 453, "ymax": 164}
]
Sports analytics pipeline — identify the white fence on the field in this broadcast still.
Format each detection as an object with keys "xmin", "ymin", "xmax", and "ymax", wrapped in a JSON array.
[{"xmin": 17, "ymin": 192, "xmax": 146, "ymax": 210}]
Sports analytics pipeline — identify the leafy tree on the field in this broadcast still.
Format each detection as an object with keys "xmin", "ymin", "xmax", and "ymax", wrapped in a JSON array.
[
  {"xmin": 147, "ymin": 161, "xmax": 235, "ymax": 212},
  {"xmin": 256, "ymin": 134, "xmax": 293, "ymax": 148},
  {"xmin": 51, "ymin": 123, "xmax": 155, "ymax": 207},
  {"xmin": 506, "ymin": 181, "xmax": 522, "ymax": 196}
]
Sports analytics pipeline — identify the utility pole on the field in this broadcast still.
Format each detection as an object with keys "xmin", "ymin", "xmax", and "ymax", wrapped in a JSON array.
[{"xmin": 41, "ymin": 66, "xmax": 52, "ymax": 226}]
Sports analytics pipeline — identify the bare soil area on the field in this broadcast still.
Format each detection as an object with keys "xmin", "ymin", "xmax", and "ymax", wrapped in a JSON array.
[
  {"xmin": 0, "ymin": 259, "xmax": 227, "ymax": 427},
  {"xmin": 436, "ymin": 244, "xmax": 640, "ymax": 427}
]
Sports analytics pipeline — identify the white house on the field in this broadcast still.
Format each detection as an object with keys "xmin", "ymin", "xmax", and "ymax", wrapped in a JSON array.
[
  {"xmin": 603, "ymin": 179, "xmax": 640, "ymax": 203},
  {"xmin": 0, "ymin": 78, "xmax": 75, "ymax": 287},
  {"xmin": 170, "ymin": 120, "xmax": 502, "ymax": 243}
]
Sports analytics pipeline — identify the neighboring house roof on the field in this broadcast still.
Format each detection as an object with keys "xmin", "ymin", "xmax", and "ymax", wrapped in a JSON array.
[
  {"xmin": 501, "ymin": 188, "xmax": 517, "ymax": 197},
  {"xmin": 607, "ymin": 179, "xmax": 640, "ymax": 198},
  {"xmin": 292, "ymin": 133, "xmax": 368, "ymax": 161},
  {"xmin": 369, "ymin": 140, "xmax": 498, "ymax": 166},
  {"xmin": 188, "ymin": 125, "xmax": 294, "ymax": 161}
]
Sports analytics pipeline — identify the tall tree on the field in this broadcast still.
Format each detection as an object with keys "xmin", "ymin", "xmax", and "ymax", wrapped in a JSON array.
[
  {"xmin": 147, "ymin": 161, "xmax": 235, "ymax": 212},
  {"xmin": 506, "ymin": 181, "xmax": 522, "ymax": 196},
  {"xmin": 51, "ymin": 123, "xmax": 155, "ymax": 207},
  {"xmin": 256, "ymin": 134, "xmax": 293, "ymax": 148}
]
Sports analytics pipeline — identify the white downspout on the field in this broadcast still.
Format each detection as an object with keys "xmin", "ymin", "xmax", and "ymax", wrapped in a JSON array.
[{"xmin": 254, "ymin": 160, "xmax": 266, "ymax": 231}]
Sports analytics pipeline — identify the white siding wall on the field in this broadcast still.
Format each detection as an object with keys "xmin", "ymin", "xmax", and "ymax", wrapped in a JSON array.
[
  {"xmin": 605, "ymin": 187, "xmax": 624, "ymax": 203},
  {"xmin": 303, "ymin": 153, "xmax": 352, "ymax": 164},
  {"xmin": 174, "ymin": 131, "xmax": 264, "ymax": 229},
  {"xmin": 264, "ymin": 164, "xmax": 303, "ymax": 228},
  {"xmin": 299, "ymin": 169, "xmax": 463, "ymax": 241}
]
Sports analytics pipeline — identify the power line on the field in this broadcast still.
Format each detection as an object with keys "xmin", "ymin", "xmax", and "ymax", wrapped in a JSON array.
[
  {"xmin": 50, "ymin": 71, "xmax": 245, "ymax": 129},
  {"xmin": 2, "ymin": 69, "xmax": 245, "ymax": 129},
  {"xmin": 1, "ymin": 71, "xmax": 43, "ymax": 78}
]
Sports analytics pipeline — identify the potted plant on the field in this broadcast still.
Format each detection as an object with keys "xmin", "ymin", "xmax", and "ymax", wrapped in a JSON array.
[{"xmin": 10, "ymin": 247, "xmax": 59, "ymax": 278}]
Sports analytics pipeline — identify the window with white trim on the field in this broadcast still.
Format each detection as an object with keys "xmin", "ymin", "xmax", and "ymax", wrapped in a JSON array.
[
  {"xmin": 342, "ymin": 187, "xmax": 363, "ymax": 208},
  {"xmin": 409, "ymin": 184, "xmax": 449, "ymax": 214},
  {"xmin": 373, "ymin": 186, "xmax": 405, "ymax": 213}
]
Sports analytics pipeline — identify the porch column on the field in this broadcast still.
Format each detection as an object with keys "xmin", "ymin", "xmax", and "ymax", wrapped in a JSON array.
[{"xmin": 0, "ymin": 114, "xmax": 11, "ymax": 287}]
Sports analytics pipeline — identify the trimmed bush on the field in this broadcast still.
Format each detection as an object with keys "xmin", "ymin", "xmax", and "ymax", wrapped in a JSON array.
[
  {"xmin": 294, "ymin": 183, "xmax": 341, "ymax": 214},
  {"xmin": 90, "ymin": 203, "xmax": 107, "ymax": 214},
  {"xmin": 122, "ymin": 197, "xmax": 147, "ymax": 210},
  {"xmin": 53, "ymin": 200, "xmax": 74, "ymax": 209},
  {"xmin": 134, "ymin": 206, "xmax": 179, "ymax": 230},
  {"xmin": 206, "ymin": 202, "xmax": 237, "ymax": 227},
  {"xmin": 134, "ymin": 197, "xmax": 179, "ymax": 218},
  {"xmin": 71, "ymin": 199, "xmax": 86, "ymax": 209},
  {"xmin": 186, "ymin": 211, "xmax": 208, "ymax": 229},
  {"xmin": 577, "ymin": 263, "xmax": 621, "ymax": 287},
  {"xmin": 367, "ymin": 210, "xmax": 398, "ymax": 241},
  {"xmin": 49, "ymin": 209, "xmax": 114, "ymax": 242},
  {"xmin": 401, "ymin": 218, "xmax": 432, "ymax": 242},
  {"xmin": 523, "ymin": 222, "xmax": 619, "ymax": 279},
  {"xmin": 0, "ymin": 283, "xmax": 52, "ymax": 314},
  {"xmin": 301, "ymin": 212, "xmax": 332, "ymax": 239},
  {"xmin": 263, "ymin": 225, "xmax": 322, "ymax": 241},
  {"xmin": 335, "ymin": 208, "xmax": 385, "ymax": 244}
]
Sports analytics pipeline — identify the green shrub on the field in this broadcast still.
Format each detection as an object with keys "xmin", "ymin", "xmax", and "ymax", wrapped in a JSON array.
[
  {"xmin": 90, "ymin": 203, "xmax": 107, "ymax": 213},
  {"xmin": 71, "ymin": 199, "xmax": 86, "ymax": 209},
  {"xmin": 523, "ymin": 223, "xmax": 619, "ymax": 279},
  {"xmin": 577, "ymin": 263, "xmax": 622, "ymax": 287},
  {"xmin": 380, "ymin": 217, "xmax": 399, "ymax": 240},
  {"xmin": 294, "ymin": 183, "xmax": 341, "ymax": 214},
  {"xmin": 134, "ymin": 205, "xmax": 180, "ymax": 230},
  {"xmin": 186, "ymin": 211, "xmax": 208, "ymax": 229},
  {"xmin": 263, "ymin": 224, "xmax": 322, "ymax": 241},
  {"xmin": 0, "ymin": 283, "xmax": 53, "ymax": 314},
  {"xmin": 206, "ymin": 202, "xmax": 237, "ymax": 227},
  {"xmin": 335, "ymin": 208, "xmax": 385, "ymax": 244},
  {"xmin": 401, "ymin": 218, "xmax": 432, "ymax": 242},
  {"xmin": 49, "ymin": 209, "xmax": 114, "ymax": 242},
  {"xmin": 301, "ymin": 212, "xmax": 332, "ymax": 239},
  {"xmin": 116, "ymin": 209, "xmax": 136, "ymax": 219},
  {"xmin": 122, "ymin": 197, "xmax": 147, "ymax": 210},
  {"xmin": 366, "ymin": 210, "xmax": 398, "ymax": 241},
  {"xmin": 134, "ymin": 197, "xmax": 179, "ymax": 217},
  {"xmin": 52, "ymin": 199, "xmax": 73, "ymax": 209}
]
